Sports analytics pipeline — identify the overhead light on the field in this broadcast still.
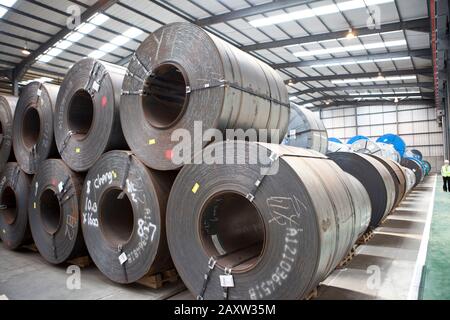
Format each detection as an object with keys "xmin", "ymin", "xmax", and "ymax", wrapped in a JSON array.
[
  {"xmin": 123, "ymin": 27, "xmax": 143, "ymax": 39},
  {"xmin": 293, "ymin": 40, "xmax": 406, "ymax": 58},
  {"xmin": 346, "ymin": 28, "xmax": 356, "ymax": 39},
  {"xmin": 77, "ymin": 23, "xmax": 97, "ymax": 35},
  {"xmin": 22, "ymin": 42, "xmax": 30, "ymax": 55},
  {"xmin": 37, "ymin": 55, "xmax": 53, "ymax": 63},
  {"xmin": 394, "ymin": 97, "xmax": 399, "ymax": 103},
  {"xmin": 377, "ymin": 72, "xmax": 384, "ymax": 80},
  {"xmin": 89, "ymin": 13, "xmax": 109, "ymax": 26},
  {"xmin": 88, "ymin": 50, "xmax": 107, "ymax": 59},
  {"xmin": 65, "ymin": 32, "xmax": 84, "ymax": 43},
  {"xmin": 332, "ymin": 75, "xmax": 417, "ymax": 84},
  {"xmin": 309, "ymin": 56, "xmax": 410, "ymax": 68},
  {"xmin": 249, "ymin": 0, "xmax": 394, "ymax": 27},
  {"xmin": 325, "ymin": 101, "xmax": 331, "ymax": 105}
]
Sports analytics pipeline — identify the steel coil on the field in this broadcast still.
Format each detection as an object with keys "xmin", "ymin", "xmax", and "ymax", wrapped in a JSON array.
[
  {"xmin": 167, "ymin": 141, "xmax": 368, "ymax": 300},
  {"xmin": 328, "ymin": 141, "xmax": 351, "ymax": 153},
  {"xmin": 0, "ymin": 95, "xmax": 17, "ymax": 171},
  {"xmin": 328, "ymin": 152, "xmax": 396, "ymax": 228},
  {"xmin": 369, "ymin": 155, "xmax": 406, "ymax": 209},
  {"xmin": 0, "ymin": 162, "xmax": 31, "ymax": 249},
  {"xmin": 378, "ymin": 142, "xmax": 401, "ymax": 163},
  {"xmin": 350, "ymin": 139, "xmax": 382, "ymax": 156},
  {"xmin": 13, "ymin": 82, "xmax": 59, "ymax": 174},
  {"xmin": 328, "ymin": 137, "xmax": 343, "ymax": 144},
  {"xmin": 401, "ymin": 157, "xmax": 423, "ymax": 187},
  {"xmin": 403, "ymin": 167, "xmax": 416, "ymax": 193},
  {"xmin": 28, "ymin": 159, "xmax": 86, "ymax": 264},
  {"xmin": 81, "ymin": 151, "xmax": 176, "ymax": 283},
  {"xmin": 282, "ymin": 104, "xmax": 328, "ymax": 154},
  {"xmin": 423, "ymin": 160, "xmax": 431, "ymax": 175},
  {"xmin": 347, "ymin": 135, "xmax": 369, "ymax": 145},
  {"xmin": 55, "ymin": 58, "xmax": 128, "ymax": 172},
  {"xmin": 121, "ymin": 22, "xmax": 290, "ymax": 171},
  {"xmin": 377, "ymin": 134, "xmax": 406, "ymax": 157}
]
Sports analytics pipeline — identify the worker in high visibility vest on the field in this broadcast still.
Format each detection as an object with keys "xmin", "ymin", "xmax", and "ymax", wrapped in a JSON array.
[{"xmin": 442, "ymin": 160, "xmax": 450, "ymax": 192}]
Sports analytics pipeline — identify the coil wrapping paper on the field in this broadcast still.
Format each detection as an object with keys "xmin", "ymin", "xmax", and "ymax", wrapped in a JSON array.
[
  {"xmin": 403, "ymin": 167, "xmax": 416, "ymax": 193},
  {"xmin": 401, "ymin": 158, "xmax": 424, "ymax": 188},
  {"xmin": 13, "ymin": 82, "xmax": 59, "ymax": 174},
  {"xmin": 282, "ymin": 104, "xmax": 328, "ymax": 154},
  {"xmin": 369, "ymin": 155, "xmax": 406, "ymax": 209},
  {"xmin": 0, "ymin": 95, "xmax": 17, "ymax": 171},
  {"xmin": 80, "ymin": 151, "xmax": 176, "ymax": 283},
  {"xmin": 0, "ymin": 163, "xmax": 31, "ymax": 249},
  {"xmin": 55, "ymin": 58, "xmax": 128, "ymax": 172},
  {"xmin": 328, "ymin": 152, "xmax": 395, "ymax": 229},
  {"xmin": 167, "ymin": 141, "xmax": 368, "ymax": 300},
  {"xmin": 121, "ymin": 22, "xmax": 290, "ymax": 171},
  {"xmin": 28, "ymin": 159, "xmax": 86, "ymax": 264}
]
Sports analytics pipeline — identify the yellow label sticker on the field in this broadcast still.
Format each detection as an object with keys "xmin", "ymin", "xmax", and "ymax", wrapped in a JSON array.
[
  {"xmin": 148, "ymin": 139, "xmax": 156, "ymax": 145},
  {"xmin": 112, "ymin": 171, "xmax": 117, "ymax": 179},
  {"xmin": 75, "ymin": 148, "xmax": 81, "ymax": 153},
  {"xmin": 33, "ymin": 202, "xmax": 36, "ymax": 209},
  {"xmin": 192, "ymin": 183, "xmax": 200, "ymax": 194}
]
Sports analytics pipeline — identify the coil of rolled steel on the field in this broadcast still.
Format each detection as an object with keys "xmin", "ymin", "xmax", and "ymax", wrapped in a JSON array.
[
  {"xmin": 401, "ymin": 158, "xmax": 423, "ymax": 187},
  {"xmin": 121, "ymin": 22, "xmax": 290, "ymax": 171},
  {"xmin": 403, "ymin": 167, "xmax": 416, "ymax": 193},
  {"xmin": 328, "ymin": 141, "xmax": 351, "ymax": 153},
  {"xmin": 378, "ymin": 142, "xmax": 401, "ymax": 163},
  {"xmin": 167, "ymin": 141, "xmax": 368, "ymax": 300},
  {"xmin": 55, "ymin": 58, "xmax": 128, "ymax": 172},
  {"xmin": 423, "ymin": 160, "xmax": 431, "ymax": 176},
  {"xmin": 350, "ymin": 139, "xmax": 382, "ymax": 156},
  {"xmin": 328, "ymin": 152, "xmax": 396, "ymax": 228},
  {"xmin": 0, "ymin": 95, "xmax": 17, "ymax": 171},
  {"xmin": 28, "ymin": 159, "xmax": 85, "ymax": 264},
  {"xmin": 0, "ymin": 162, "xmax": 31, "ymax": 249},
  {"xmin": 81, "ymin": 151, "xmax": 176, "ymax": 283},
  {"xmin": 369, "ymin": 155, "xmax": 406, "ymax": 209},
  {"xmin": 13, "ymin": 82, "xmax": 59, "ymax": 174},
  {"xmin": 282, "ymin": 104, "xmax": 328, "ymax": 154}
]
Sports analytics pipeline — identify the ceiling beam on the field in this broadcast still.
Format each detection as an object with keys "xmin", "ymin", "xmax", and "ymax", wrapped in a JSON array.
[
  {"xmin": 241, "ymin": 18, "xmax": 430, "ymax": 52},
  {"xmin": 308, "ymin": 99, "xmax": 434, "ymax": 110},
  {"xmin": 285, "ymin": 68, "xmax": 433, "ymax": 83},
  {"xmin": 13, "ymin": 0, "xmax": 119, "ymax": 81},
  {"xmin": 291, "ymin": 82, "xmax": 434, "ymax": 95},
  {"xmin": 300, "ymin": 93, "xmax": 434, "ymax": 104},
  {"xmin": 0, "ymin": 69, "xmax": 13, "ymax": 81},
  {"xmin": 195, "ymin": 0, "xmax": 318, "ymax": 26},
  {"xmin": 274, "ymin": 49, "xmax": 432, "ymax": 69}
]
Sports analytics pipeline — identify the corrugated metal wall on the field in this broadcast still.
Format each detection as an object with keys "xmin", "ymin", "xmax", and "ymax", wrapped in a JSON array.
[{"xmin": 317, "ymin": 104, "xmax": 444, "ymax": 173}]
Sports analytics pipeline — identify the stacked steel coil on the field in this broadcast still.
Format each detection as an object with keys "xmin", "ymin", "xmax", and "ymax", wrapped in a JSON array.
[{"xmin": 0, "ymin": 96, "xmax": 17, "ymax": 172}]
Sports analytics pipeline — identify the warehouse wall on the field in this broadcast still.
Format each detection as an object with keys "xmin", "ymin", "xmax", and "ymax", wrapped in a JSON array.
[{"xmin": 317, "ymin": 104, "xmax": 444, "ymax": 173}]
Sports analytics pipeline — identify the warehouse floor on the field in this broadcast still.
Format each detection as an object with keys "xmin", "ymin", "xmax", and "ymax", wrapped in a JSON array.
[{"xmin": 0, "ymin": 176, "xmax": 438, "ymax": 300}]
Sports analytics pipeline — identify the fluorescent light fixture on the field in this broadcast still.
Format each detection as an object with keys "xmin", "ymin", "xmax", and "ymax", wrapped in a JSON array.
[
  {"xmin": 294, "ymin": 40, "xmax": 406, "ymax": 57},
  {"xmin": 332, "ymin": 75, "xmax": 417, "ymax": 84},
  {"xmin": 21, "ymin": 49, "xmax": 30, "ymax": 55},
  {"xmin": 65, "ymin": 32, "xmax": 84, "ymax": 43},
  {"xmin": 123, "ymin": 27, "xmax": 143, "ymax": 39},
  {"xmin": 37, "ymin": 55, "xmax": 53, "ymax": 63},
  {"xmin": 0, "ymin": 0, "xmax": 17, "ymax": 7},
  {"xmin": 56, "ymin": 40, "xmax": 73, "ymax": 50},
  {"xmin": 88, "ymin": 50, "xmax": 106, "ymax": 59},
  {"xmin": 89, "ymin": 13, "xmax": 109, "ymax": 26},
  {"xmin": 111, "ymin": 35, "xmax": 129, "ymax": 46},
  {"xmin": 47, "ymin": 48, "xmax": 63, "ymax": 57},
  {"xmin": 99, "ymin": 43, "xmax": 117, "ymax": 53},
  {"xmin": 309, "ymin": 56, "xmax": 410, "ymax": 68},
  {"xmin": 249, "ymin": 0, "xmax": 394, "ymax": 27},
  {"xmin": 77, "ymin": 23, "xmax": 96, "ymax": 34},
  {"xmin": 0, "ymin": 7, "xmax": 7, "ymax": 18}
]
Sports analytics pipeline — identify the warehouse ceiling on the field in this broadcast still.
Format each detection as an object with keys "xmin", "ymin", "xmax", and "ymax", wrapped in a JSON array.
[{"xmin": 0, "ymin": 0, "xmax": 433, "ymax": 108}]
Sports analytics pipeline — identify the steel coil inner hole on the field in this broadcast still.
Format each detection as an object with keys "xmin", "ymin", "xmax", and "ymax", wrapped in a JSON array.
[
  {"xmin": 142, "ymin": 64, "xmax": 187, "ymax": 129},
  {"xmin": 199, "ymin": 192, "xmax": 265, "ymax": 273},
  {"xmin": 68, "ymin": 90, "xmax": 94, "ymax": 141},
  {"xmin": 39, "ymin": 189, "xmax": 62, "ymax": 235},
  {"xmin": 99, "ymin": 189, "xmax": 134, "ymax": 247},
  {"xmin": 1, "ymin": 186, "xmax": 18, "ymax": 225},
  {"xmin": 22, "ymin": 107, "xmax": 40, "ymax": 149}
]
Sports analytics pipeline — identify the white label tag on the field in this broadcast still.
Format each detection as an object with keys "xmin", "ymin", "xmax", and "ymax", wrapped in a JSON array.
[
  {"xmin": 58, "ymin": 182, "xmax": 64, "ymax": 193},
  {"xmin": 289, "ymin": 129, "xmax": 297, "ymax": 138},
  {"xmin": 118, "ymin": 252, "xmax": 128, "ymax": 265},
  {"xmin": 220, "ymin": 275, "xmax": 234, "ymax": 288},
  {"xmin": 92, "ymin": 81, "xmax": 100, "ymax": 92},
  {"xmin": 37, "ymin": 89, "xmax": 42, "ymax": 97}
]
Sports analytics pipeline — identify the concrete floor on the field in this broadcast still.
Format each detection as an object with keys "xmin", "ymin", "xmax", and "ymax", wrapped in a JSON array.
[{"xmin": 0, "ymin": 176, "xmax": 436, "ymax": 300}]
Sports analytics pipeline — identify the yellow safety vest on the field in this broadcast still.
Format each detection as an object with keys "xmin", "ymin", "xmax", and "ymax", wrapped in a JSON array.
[{"xmin": 442, "ymin": 165, "xmax": 450, "ymax": 177}]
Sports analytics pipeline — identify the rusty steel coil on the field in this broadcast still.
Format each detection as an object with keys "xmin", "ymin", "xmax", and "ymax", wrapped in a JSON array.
[
  {"xmin": 28, "ymin": 159, "xmax": 86, "ymax": 264},
  {"xmin": 80, "ymin": 151, "xmax": 176, "ymax": 283},
  {"xmin": 13, "ymin": 82, "xmax": 59, "ymax": 174},
  {"xmin": 403, "ymin": 167, "xmax": 416, "ymax": 193},
  {"xmin": 0, "ymin": 162, "xmax": 31, "ymax": 249},
  {"xmin": 121, "ymin": 22, "xmax": 290, "ymax": 171},
  {"xmin": 328, "ymin": 152, "xmax": 395, "ymax": 229},
  {"xmin": 369, "ymin": 155, "xmax": 406, "ymax": 209},
  {"xmin": 401, "ymin": 158, "xmax": 424, "ymax": 187},
  {"xmin": 55, "ymin": 58, "xmax": 128, "ymax": 172},
  {"xmin": 167, "ymin": 141, "xmax": 368, "ymax": 300},
  {"xmin": 282, "ymin": 104, "xmax": 328, "ymax": 154},
  {"xmin": 0, "ymin": 95, "xmax": 17, "ymax": 171}
]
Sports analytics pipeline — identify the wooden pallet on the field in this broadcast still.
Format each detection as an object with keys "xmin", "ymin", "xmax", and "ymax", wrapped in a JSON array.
[
  {"xmin": 67, "ymin": 256, "xmax": 92, "ymax": 268},
  {"xmin": 337, "ymin": 245, "xmax": 357, "ymax": 268},
  {"xmin": 304, "ymin": 287, "xmax": 318, "ymax": 300},
  {"xmin": 357, "ymin": 230, "xmax": 374, "ymax": 245},
  {"xmin": 137, "ymin": 269, "xmax": 179, "ymax": 289}
]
